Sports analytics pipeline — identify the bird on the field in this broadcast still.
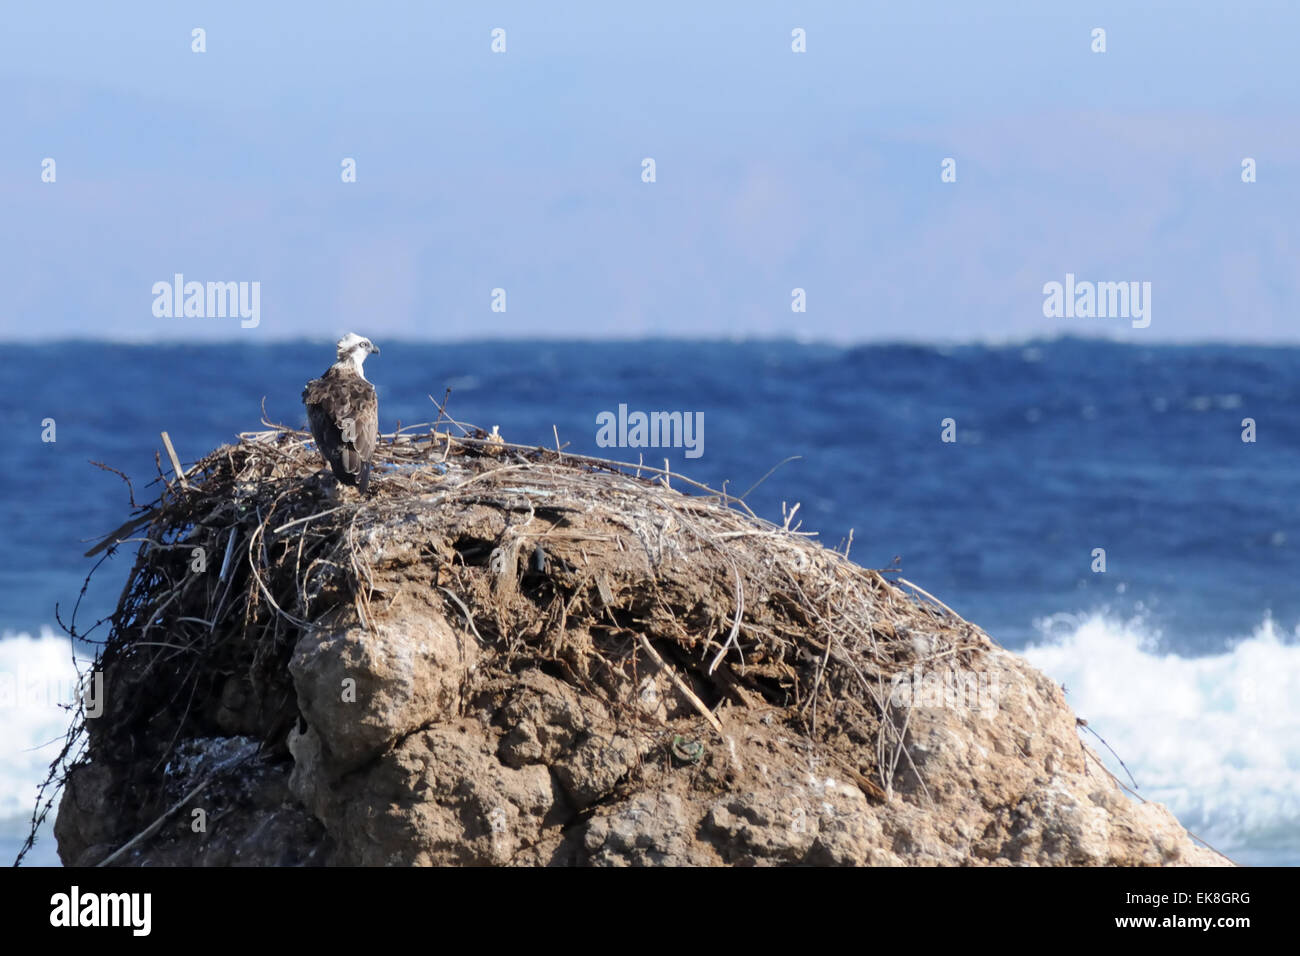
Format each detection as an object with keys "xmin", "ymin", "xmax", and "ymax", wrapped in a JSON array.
[{"xmin": 302, "ymin": 332, "xmax": 380, "ymax": 494}]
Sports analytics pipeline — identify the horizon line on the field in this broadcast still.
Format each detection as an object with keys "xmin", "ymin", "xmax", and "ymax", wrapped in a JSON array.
[{"xmin": 2, "ymin": 332, "xmax": 1299, "ymax": 350}]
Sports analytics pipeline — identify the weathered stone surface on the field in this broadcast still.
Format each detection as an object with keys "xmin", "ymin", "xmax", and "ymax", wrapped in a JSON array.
[
  {"xmin": 58, "ymin": 737, "xmax": 328, "ymax": 866},
  {"xmin": 289, "ymin": 608, "xmax": 474, "ymax": 775}
]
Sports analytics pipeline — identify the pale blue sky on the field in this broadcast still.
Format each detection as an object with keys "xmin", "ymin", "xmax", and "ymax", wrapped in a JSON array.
[{"xmin": 2, "ymin": 1, "xmax": 1298, "ymax": 342}]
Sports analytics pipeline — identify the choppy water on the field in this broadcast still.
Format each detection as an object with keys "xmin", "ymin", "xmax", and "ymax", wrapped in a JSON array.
[{"xmin": 3, "ymin": 337, "xmax": 1297, "ymax": 865}]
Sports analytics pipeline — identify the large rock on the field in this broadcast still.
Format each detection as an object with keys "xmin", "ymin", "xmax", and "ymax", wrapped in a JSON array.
[{"xmin": 50, "ymin": 432, "xmax": 1228, "ymax": 867}]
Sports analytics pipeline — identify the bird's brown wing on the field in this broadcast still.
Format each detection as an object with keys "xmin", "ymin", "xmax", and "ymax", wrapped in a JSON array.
[
  {"xmin": 302, "ymin": 370, "xmax": 378, "ymax": 487},
  {"xmin": 350, "ymin": 388, "xmax": 379, "ymax": 492}
]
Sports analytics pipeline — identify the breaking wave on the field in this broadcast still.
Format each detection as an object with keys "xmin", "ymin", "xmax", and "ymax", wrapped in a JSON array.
[{"xmin": 1023, "ymin": 612, "xmax": 1300, "ymax": 866}]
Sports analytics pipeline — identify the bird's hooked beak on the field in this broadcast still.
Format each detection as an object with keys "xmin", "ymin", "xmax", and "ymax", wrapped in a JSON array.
[{"xmin": 368, "ymin": 343, "xmax": 380, "ymax": 356}]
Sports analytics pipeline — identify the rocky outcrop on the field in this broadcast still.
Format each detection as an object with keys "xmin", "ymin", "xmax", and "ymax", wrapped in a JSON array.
[
  {"xmin": 272, "ymin": 636, "xmax": 1222, "ymax": 866},
  {"xmin": 50, "ymin": 428, "xmax": 1228, "ymax": 866}
]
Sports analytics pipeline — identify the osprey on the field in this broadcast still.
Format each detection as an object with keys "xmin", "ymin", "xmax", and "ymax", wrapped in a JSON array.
[{"xmin": 303, "ymin": 332, "xmax": 380, "ymax": 494}]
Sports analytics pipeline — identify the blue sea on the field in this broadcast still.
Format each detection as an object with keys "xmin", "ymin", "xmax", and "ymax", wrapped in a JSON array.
[{"xmin": 2, "ymin": 338, "xmax": 1297, "ymax": 866}]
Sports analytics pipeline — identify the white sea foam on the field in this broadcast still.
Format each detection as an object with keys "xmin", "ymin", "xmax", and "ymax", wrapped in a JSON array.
[
  {"xmin": 0, "ymin": 628, "xmax": 86, "ymax": 865},
  {"xmin": 1022, "ymin": 613, "xmax": 1300, "ymax": 866}
]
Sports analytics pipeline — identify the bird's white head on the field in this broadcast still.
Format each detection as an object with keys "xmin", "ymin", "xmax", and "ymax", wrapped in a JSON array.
[{"xmin": 335, "ymin": 332, "xmax": 379, "ymax": 377}]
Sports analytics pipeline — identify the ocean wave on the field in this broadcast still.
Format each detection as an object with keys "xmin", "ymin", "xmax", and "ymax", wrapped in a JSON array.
[
  {"xmin": 0, "ymin": 629, "xmax": 86, "ymax": 827},
  {"xmin": 1022, "ymin": 612, "xmax": 1300, "ymax": 866}
]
